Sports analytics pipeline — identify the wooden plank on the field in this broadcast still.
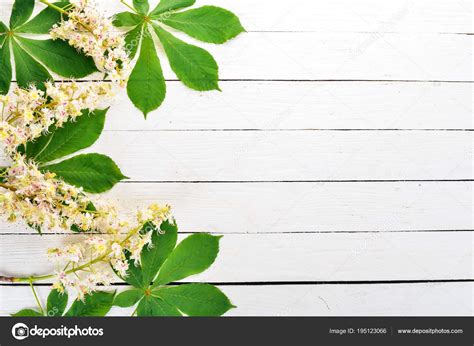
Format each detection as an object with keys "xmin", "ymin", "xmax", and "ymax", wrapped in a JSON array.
[
  {"xmin": 1, "ymin": 182, "xmax": 472, "ymax": 234},
  {"xmin": 4, "ymin": 32, "xmax": 473, "ymax": 81},
  {"xmin": 1, "ymin": 0, "xmax": 471, "ymax": 33},
  {"xmin": 103, "ymin": 81, "xmax": 473, "ymax": 131},
  {"xmin": 1, "ymin": 283, "xmax": 472, "ymax": 316},
  {"xmin": 0, "ymin": 232, "xmax": 472, "ymax": 282},
  {"xmin": 24, "ymin": 131, "xmax": 472, "ymax": 181}
]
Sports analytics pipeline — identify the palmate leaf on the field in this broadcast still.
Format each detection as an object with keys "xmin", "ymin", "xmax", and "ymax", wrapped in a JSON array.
[
  {"xmin": 133, "ymin": 0, "xmax": 150, "ymax": 14},
  {"xmin": 153, "ymin": 24, "xmax": 219, "ymax": 91},
  {"xmin": 113, "ymin": 222, "xmax": 234, "ymax": 316},
  {"xmin": 0, "ymin": 21, "xmax": 8, "ymax": 33},
  {"xmin": 119, "ymin": 220, "xmax": 178, "ymax": 288},
  {"xmin": 113, "ymin": 12, "xmax": 142, "ymax": 27},
  {"xmin": 16, "ymin": 2, "xmax": 69, "ymax": 34},
  {"xmin": 137, "ymin": 296, "xmax": 182, "ymax": 316},
  {"xmin": 46, "ymin": 289, "xmax": 68, "ymax": 317},
  {"xmin": 124, "ymin": 24, "xmax": 143, "ymax": 59},
  {"xmin": 13, "ymin": 289, "xmax": 116, "ymax": 317},
  {"xmin": 12, "ymin": 39, "xmax": 51, "ymax": 89},
  {"xmin": 150, "ymin": 0, "xmax": 195, "ymax": 17},
  {"xmin": 9, "ymin": 0, "xmax": 34, "ymax": 29},
  {"xmin": 21, "ymin": 108, "xmax": 126, "ymax": 194},
  {"xmin": 114, "ymin": 288, "xmax": 143, "ymax": 308},
  {"xmin": 16, "ymin": 37, "xmax": 96, "ymax": 78},
  {"xmin": 65, "ymin": 291, "xmax": 115, "ymax": 317},
  {"xmin": 1, "ymin": 0, "xmax": 98, "ymax": 93},
  {"xmin": 25, "ymin": 108, "xmax": 107, "ymax": 163},
  {"xmin": 127, "ymin": 27, "xmax": 166, "ymax": 117},
  {"xmin": 154, "ymin": 233, "xmax": 221, "ymax": 286},
  {"xmin": 43, "ymin": 153, "xmax": 128, "ymax": 193},
  {"xmin": 160, "ymin": 6, "xmax": 245, "ymax": 44},
  {"xmin": 153, "ymin": 284, "xmax": 235, "ymax": 316},
  {"xmin": 0, "ymin": 36, "xmax": 12, "ymax": 94},
  {"xmin": 117, "ymin": 0, "xmax": 244, "ymax": 116},
  {"xmin": 12, "ymin": 309, "xmax": 43, "ymax": 317}
]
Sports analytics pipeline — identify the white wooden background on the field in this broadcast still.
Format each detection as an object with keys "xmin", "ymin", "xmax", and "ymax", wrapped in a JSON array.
[{"xmin": 0, "ymin": 0, "xmax": 473, "ymax": 316}]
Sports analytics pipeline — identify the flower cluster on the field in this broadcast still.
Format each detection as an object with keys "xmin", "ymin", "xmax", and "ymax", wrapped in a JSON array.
[
  {"xmin": 0, "ymin": 0, "xmax": 173, "ymax": 302},
  {"xmin": 0, "ymin": 82, "xmax": 113, "ymax": 154},
  {"xmin": 47, "ymin": 204, "xmax": 172, "ymax": 300},
  {"xmin": 0, "ymin": 154, "xmax": 116, "ymax": 232},
  {"xmin": 50, "ymin": 0, "xmax": 131, "ymax": 83}
]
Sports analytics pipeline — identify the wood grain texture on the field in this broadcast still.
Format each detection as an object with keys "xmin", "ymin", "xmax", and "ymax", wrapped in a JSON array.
[
  {"xmin": 1, "ymin": 0, "xmax": 471, "ymax": 33},
  {"xmin": 3, "ymin": 34, "xmax": 473, "ymax": 81},
  {"xmin": 2, "ymin": 283, "xmax": 473, "ymax": 316},
  {"xmin": 102, "ymin": 81, "xmax": 473, "ymax": 131},
  {"xmin": 61, "ymin": 131, "xmax": 472, "ymax": 181},
  {"xmin": 93, "ymin": 182, "xmax": 474, "ymax": 234},
  {"xmin": 0, "ymin": 233, "xmax": 472, "ymax": 282},
  {"xmin": 0, "ymin": 0, "xmax": 472, "ymax": 316},
  {"xmin": 1, "ymin": 182, "xmax": 472, "ymax": 234}
]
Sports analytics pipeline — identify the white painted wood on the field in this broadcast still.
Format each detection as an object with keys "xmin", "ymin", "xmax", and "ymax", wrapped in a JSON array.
[
  {"xmin": 103, "ymin": 81, "xmax": 474, "ymax": 131},
  {"xmin": 2, "ymin": 283, "xmax": 473, "ymax": 316},
  {"xmin": 1, "ymin": 182, "xmax": 472, "ymax": 234},
  {"xmin": 0, "ymin": 233, "xmax": 472, "ymax": 282},
  {"xmin": 51, "ymin": 131, "xmax": 474, "ymax": 181},
  {"xmin": 0, "ymin": 0, "xmax": 471, "ymax": 317},
  {"xmin": 4, "ymin": 33, "xmax": 474, "ymax": 81},
  {"xmin": 1, "ymin": 0, "xmax": 471, "ymax": 33}
]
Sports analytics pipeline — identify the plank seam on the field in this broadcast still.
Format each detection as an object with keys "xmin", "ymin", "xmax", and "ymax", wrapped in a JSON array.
[
  {"xmin": 2, "ymin": 279, "xmax": 473, "ymax": 287},
  {"xmin": 118, "ymin": 180, "xmax": 474, "ymax": 184},
  {"xmin": 11, "ymin": 79, "xmax": 474, "ymax": 83},
  {"xmin": 2, "ymin": 230, "xmax": 472, "ymax": 236}
]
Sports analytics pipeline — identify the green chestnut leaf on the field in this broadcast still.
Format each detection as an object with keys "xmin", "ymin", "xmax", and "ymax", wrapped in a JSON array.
[
  {"xmin": 150, "ymin": 0, "xmax": 195, "ymax": 17},
  {"xmin": 127, "ymin": 27, "xmax": 166, "ymax": 117},
  {"xmin": 16, "ymin": 37, "xmax": 97, "ymax": 78},
  {"xmin": 124, "ymin": 24, "xmax": 143, "ymax": 59},
  {"xmin": 161, "ymin": 6, "xmax": 245, "ymax": 44},
  {"xmin": 114, "ymin": 289, "xmax": 143, "ymax": 308},
  {"xmin": 153, "ymin": 233, "xmax": 221, "ymax": 287},
  {"xmin": 12, "ymin": 40, "xmax": 51, "ymax": 89},
  {"xmin": 43, "ymin": 153, "xmax": 128, "ymax": 193},
  {"xmin": 121, "ymin": 220, "xmax": 177, "ymax": 288},
  {"xmin": 137, "ymin": 296, "xmax": 182, "ymax": 316},
  {"xmin": 46, "ymin": 289, "xmax": 68, "ymax": 317},
  {"xmin": 133, "ymin": 0, "xmax": 149, "ymax": 14},
  {"xmin": 154, "ymin": 284, "xmax": 235, "ymax": 316},
  {"xmin": 139, "ymin": 220, "xmax": 178, "ymax": 287},
  {"xmin": 10, "ymin": 0, "xmax": 34, "ymax": 29},
  {"xmin": 65, "ymin": 291, "xmax": 115, "ymax": 317},
  {"xmin": 113, "ymin": 12, "xmax": 142, "ymax": 27},
  {"xmin": 12, "ymin": 309, "xmax": 43, "ymax": 317},
  {"xmin": 0, "ymin": 36, "xmax": 12, "ymax": 95},
  {"xmin": 16, "ymin": 2, "xmax": 69, "ymax": 34},
  {"xmin": 153, "ymin": 25, "xmax": 219, "ymax": 91},
  {"xmin": 25, "ymin": 108, "xmax": 108, "ymax": 163}
]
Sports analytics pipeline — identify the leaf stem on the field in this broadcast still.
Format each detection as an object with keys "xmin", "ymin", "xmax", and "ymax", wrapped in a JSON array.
[
  {"xmin": 30, "ymin": 280, "xmax": 45, "ymax": 315},
  {"xmin": 12, "ymin": 224, "xmax": 144, "ymax": 283},
  {"xmin": 38, "ymin": 0, "xmax": 95, "ymax": 33},
  {"xmin": 120, "ymin": 0, "xmax": 138, "ymax": 14},
  {"xmin": 39, "ymin": 0, "xmax": 68, "ymax": 15}
]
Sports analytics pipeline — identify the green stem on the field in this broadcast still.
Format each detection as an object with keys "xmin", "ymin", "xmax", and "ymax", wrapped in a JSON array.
[
  {"xmin": 12, "ymin": 224, "xmax": 143, "ymax": 283},
  {"xmin": 120, "ymin": 0, "xmax": 138, "ymax": 13},
  {"xmin": 39, "ymin": 0, "xmax": 95, "ymax": 33},
  {"xmin": 39, "ymin": 0, "xmax": 68, "ymax": 15},
  {"xmin": 30, "ymin": 280, "xmax": 45, "ymax": 315}
]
